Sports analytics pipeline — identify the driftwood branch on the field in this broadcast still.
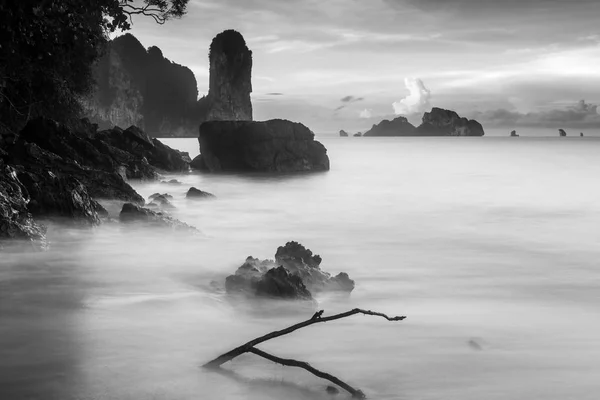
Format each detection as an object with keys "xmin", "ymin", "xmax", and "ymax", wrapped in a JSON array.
[
  {"xmin": 249, "ymin": 347, "xmax": 366, "ymax": 398},
  {"xmin": 203, "ymin": 308, "xmax": 406, "ymax": 398}
]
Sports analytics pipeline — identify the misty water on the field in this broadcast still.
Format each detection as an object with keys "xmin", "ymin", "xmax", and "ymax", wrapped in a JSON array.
[{"xmin": 2, "ymin": 136, "xmax": 600, "ymax": 400}]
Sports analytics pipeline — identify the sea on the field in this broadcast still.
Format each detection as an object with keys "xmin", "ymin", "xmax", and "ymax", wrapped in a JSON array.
[{"xmin": 1, "ymin": 134, "xmax": 600, "ymax": 400}]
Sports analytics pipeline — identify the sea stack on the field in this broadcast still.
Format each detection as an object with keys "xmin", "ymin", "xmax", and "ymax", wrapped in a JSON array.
[
  {"xmin": 339, "ymin": 130, "xmax": 349, "ymax": 137},
  {"xmin": 559, "ymin": 129, "xmax": 567, "ymax": 137},
  {"xmin": 510, "ymin": 130, "xmax": 519, "ymax": 137},
  {"xmin": 206, "ymin": 30, "xmax": 253, "ymax": 121}
]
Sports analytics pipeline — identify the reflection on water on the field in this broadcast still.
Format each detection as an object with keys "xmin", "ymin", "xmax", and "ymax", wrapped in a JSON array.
[{"xmin": 1, "ymin": 137, "xmax": 600, "ymax": 400}]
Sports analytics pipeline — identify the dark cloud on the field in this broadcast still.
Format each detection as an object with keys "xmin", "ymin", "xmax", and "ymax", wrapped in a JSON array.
[
  {"xmin": 341, "ymin": 95, "xmax": 364, "ymax": 103},
  {"xmin": 266, "ymin": 92, "xmax": 284, "ymax": 95},
  {"xmin": 470, "ymin": 100, "xmax": 600, "ymax": 129}
]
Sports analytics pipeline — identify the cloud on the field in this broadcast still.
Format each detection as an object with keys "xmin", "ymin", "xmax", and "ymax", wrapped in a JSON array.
[
  {"xmin": 360, "ymin": 109, "xmax": 373, "ymax": 119},
  {"xmin": 341, "ymin": 95, "xmax": 364, "ymax": 103},
  {"xmin": 470, "ymin": 100, "xmax": 600, "ymax": 128},
  {"xmin": 392, "ymin": 78, "xmax": 432, "ymax": 115},
  {"xmin": 266, "ymin": 92, "xmax": 284, "ymax": 96}
]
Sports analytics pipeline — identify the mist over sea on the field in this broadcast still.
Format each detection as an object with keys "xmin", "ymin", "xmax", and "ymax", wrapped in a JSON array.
[{"xmin": 2, "ymin": 136, "xmax": 600, "ymax": 400}]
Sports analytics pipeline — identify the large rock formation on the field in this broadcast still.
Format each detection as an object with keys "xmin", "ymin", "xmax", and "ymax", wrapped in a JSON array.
[
  {"xmin": 416, "ymin": 108, "xmax": 485, "ymax": 136},
  {"xmin": 1, "ymin": 118, "xmax": 190, "ymax": 233},
  {"xmin": 363, "ymin": 108, "xmax": 485, "ymax": 137},
  {"xmin": 85, "ymin": 34, "xmax": 206, "ymax": 137},
  {"xmin": 206, "ymin": 30, "xmax": 253, "ymax": 121},
  {"xmin": 363, "ymin": 116, "xmax": 416, "ymax": 136},
  {"xmin": 193, "ymin": 119, "xmax": 330, "ymax": 172},
  {"xmin": 225, "ymin": 241, "xmax": 355, "ymax": 299}
]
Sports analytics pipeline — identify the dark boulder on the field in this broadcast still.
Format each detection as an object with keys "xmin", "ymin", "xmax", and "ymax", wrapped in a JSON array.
[
  {"xmin": 255, "ymin": 266, "xmax": 313, "ymax": 300},
  {"xmin": 363, "ymin": 116, "xmax": 417, "ymax": 137},
  {"xmin": 0, "ymin": 162, "xmax": 47, "ymax": 249},
  {"xmin": 147, "ymin": 193, "xmax": 175, "ymax": 209},
  {"xmin": 198, "ymin": 119, "xmax": 330, "ymax": 172},
  {"xmin": 186, "ymin": 187, "xmax": 215, "ymax": 199},
  {"xmin": 189, "ymin": 155, "xmax": 207, "ymax": 170},
  {"xmin": 415, "ymin": 108, "xmax": 484, "ymax": 136},
  {"xmin": 224, "ymin": 242, "xmax": 355, "ymax": 299},
  {"xmin": 119, "ymin": 203, "xmax": 198, "ymax": 233}
]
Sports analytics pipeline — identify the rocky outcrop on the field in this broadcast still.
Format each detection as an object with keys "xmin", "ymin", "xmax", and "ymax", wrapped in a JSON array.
[
  {"xmin": 186, "ymin": 187, "xmax": 215, "ymax": 199},
  {"xmin": 195, "ymin": 119, "xmax": 330, "ymax": 172},
  {"xmin": 353, "ymin": 132, "xmax": 362, "ymax": 137},
  {"xmin": 559, "ymin": 129, "xmax": 567, "ymax": 137},
  {"xmin": 339, "ymin": 130, "xmax": 349, "ymax": 137},
  {"xmin": 363, "ymin": 116, "xmax": 416, "ymax": 137},
  {"xmin": 147, "ymin": 193, "xmax": 174, "ymax": 209},
  {"xmin": 119, "ymin": 203, "xmax": 199, "ymax": 233},
  {"xmin": 225, "ymin": 242, "xmax": 355, "ymax": 299},
  {"xmin": 206, "ymin": 30, "xmax": 253, "ymax": 121},
  {"xmin": 416, "ymin": 108, "xmax": 485, "ymax": 136},
  {"xmin": 0, "ymin": 161, "xmax": 47, "ymax": 249},
  {"xmin": 255, "ymin": 266, "xmax": 313, "ymax": 300},
  {"xmin": 364, "ymin": 108, "xmax": 485, "ymax": 137},
  {"xmin": 510, "ymin": 130, "xmax": 519, "ymax": 137}
]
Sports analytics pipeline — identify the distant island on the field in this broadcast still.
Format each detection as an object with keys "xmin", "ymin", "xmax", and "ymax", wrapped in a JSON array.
[{"xmin": 363, "ymin": 108, "xmax": 485, "ymax": 137}]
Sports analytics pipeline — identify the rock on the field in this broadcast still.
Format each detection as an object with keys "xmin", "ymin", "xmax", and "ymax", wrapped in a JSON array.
[
  {"xmin": 353, "ymin": 132, "xmax": 362, "ymax": 137},
  {"xmin": 161, "ymin": 179, "xmax": 182, "ymax": 185},
  {"xmin": 255, "ymin": 266, "xmax": 313, "ymax": 300},
  {"xmin": 510, "ymin": 130, "xmax": 519, "ymax": 137},
  {"xmin": 119, "ymin": 203, "xmax": 198, "ymax": 232},
  {"xmin": 363, "ymin": 116, "xmax": 417, "ymax": 137},
  {"xmin": 148, "ymin": 193, "xmax": 175, "ymax": 209},
  {"xmin": 339, "ymin": 130, "xmax": 349, "ymax": 137},
  {"xmin": 326, "ymin": 386, "xmax": 340, "ymax": 395},
  {"xmin": 559, "ymin": 129, "xmax": 567, "ymax": 137},
  {"xmin": 189, "ymin": 154, "xmax": 207, "ymax": 171},
  {"xmin": 206, "ymin": 30, "xmax": 253, "ymax": 121},
  {"xmin": 225, "ymin": 242, "xmax": 355, "ymax": 299},
  {"xmin": 198, "ymin": 119, "xmax": 330, "ymax": 172},
  {"xmin": 415, "ymin": 108, "xmax": 485, "ymax": 136},
  {"xmin": 580, "ymin": 132, "xmax": 584, "ymax": 137},
  {"xmin": 186, "ymin": 187, "xmax": 215, "ymax": 199},
  {"xmin": 0, "ymin": 162, "xmax": 47, "ymax": 249}
]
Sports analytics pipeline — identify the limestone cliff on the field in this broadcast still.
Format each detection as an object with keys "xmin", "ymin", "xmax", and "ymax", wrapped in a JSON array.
[
  {"xmin": 363, "ymin": 116, "xmax": 416, "ymax": 137},
  {"xmin": 416, "ymin": 108, "xmax": 485, "ymax": 136},
  {"xmin": 206, "ymin": 30, "xmax": 253, "ymax": 121}
]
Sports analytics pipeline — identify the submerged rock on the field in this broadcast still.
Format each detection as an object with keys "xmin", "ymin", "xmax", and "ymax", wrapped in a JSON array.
[
  {"xmin": 119, "ymin": 203, "xmax": 198, "ymax": 232},
  {"xmin": 186, "ymin": 187, "xmax": 215, "ymax": 199},
  {"xmin": 225, "ymin": 241, "xmax": 355, "ymax": 299},
  {"xmin": 197, "ymin": 119, "xmax": 330, "ymax": 172}
]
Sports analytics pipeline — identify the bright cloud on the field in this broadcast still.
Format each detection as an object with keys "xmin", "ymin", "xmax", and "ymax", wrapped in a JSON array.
[{"xmin": 392, "ymin": 78, "xmax": 431, "ymax": 115}]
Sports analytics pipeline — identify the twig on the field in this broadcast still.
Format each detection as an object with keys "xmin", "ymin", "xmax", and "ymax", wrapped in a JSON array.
[
  {"xmin": 249, "ymin": 347, "xmax": 366, "ymax": 399},
  {"xmin": 203, "ymin": 308, "xmax": 406, "ymax": 398}
]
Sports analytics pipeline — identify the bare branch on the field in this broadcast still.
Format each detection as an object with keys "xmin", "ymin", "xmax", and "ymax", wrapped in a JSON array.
[
  {"xmin": 249, "ymin": 347, "xmax": 366, "ymax": 399},
  {"xmin": 203, "ymin": 308, "xmax": 406, "ymax": 368}
]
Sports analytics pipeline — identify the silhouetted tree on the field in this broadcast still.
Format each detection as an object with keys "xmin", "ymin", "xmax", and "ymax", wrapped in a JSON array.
[{"xmin": 0, "ymin": 0, "xmax": 189, "ymax": 134}]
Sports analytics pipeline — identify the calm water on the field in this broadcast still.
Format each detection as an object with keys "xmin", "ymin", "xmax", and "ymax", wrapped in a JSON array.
[{"xmin": 1, "ymin": 136, "xmax": 600, "ymax": 400}]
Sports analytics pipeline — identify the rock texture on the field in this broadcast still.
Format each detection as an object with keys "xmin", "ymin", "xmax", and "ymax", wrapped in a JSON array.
[
  {"xmin": 416, "ymin": 108, "xmax": 485, "ymax": 136},
  {"xmin": 364, "ymin": 108, "xmax": 485, "ymax": 137},
  {"xmin": 119, "ymin": 203, "xmax": 199, "ymax": 233},
  {"xmin": 225, "ymin": 241, "xmax": 355, "ymax": 299},
  {"xmin": 186, "ymin": 187, "xmax": 215, "ymax": 199},
  {"xmin": 206, "ymin": 30, "xmax": 253, "ymax": 121},
  {"xmin": 0, "ymin": 161, "xmax": 47, "ymax": 249},
  {"xmin": 363, "ymin": 116, "xmax": 417, "ymax": 137},
  {"xmin": 195, "ymin": 119, "xmax": 329, "ymax": 172},
  {"xmin": 0, "ymin": 117, "xmax": 190, "ymax": 240}
]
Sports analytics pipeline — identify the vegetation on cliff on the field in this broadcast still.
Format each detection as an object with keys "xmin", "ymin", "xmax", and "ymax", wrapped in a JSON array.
[{"xmin": 0, "ymin": 0, "xmax": 189, "ymax": 135}]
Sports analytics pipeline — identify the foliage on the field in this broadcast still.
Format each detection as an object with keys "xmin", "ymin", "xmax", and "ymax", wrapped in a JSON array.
[{"xmin": 0, "ymin": 0, "xmax": 188, "ymax": 134}]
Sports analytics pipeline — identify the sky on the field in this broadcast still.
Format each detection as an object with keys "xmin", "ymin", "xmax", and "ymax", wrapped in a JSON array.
[{"xmin": 125, "ymin": 0, "xmax": 600, "ymax": 133}]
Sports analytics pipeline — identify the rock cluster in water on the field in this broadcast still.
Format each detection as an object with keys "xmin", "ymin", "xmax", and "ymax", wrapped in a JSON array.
[
  {"xmin": 225, "ymin": 241, "xmax": 355, "ymax": 300},
  {"xmin": 0, "ymin": 117, "xmax": 193, "ymax": 249},
  {"xmin": 363, "ymin": 107, "xmax": 485, "ymax": 137},
  {"xmin": 192, "ymin": 119, "xmax": 330, "ymax": 172}
]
